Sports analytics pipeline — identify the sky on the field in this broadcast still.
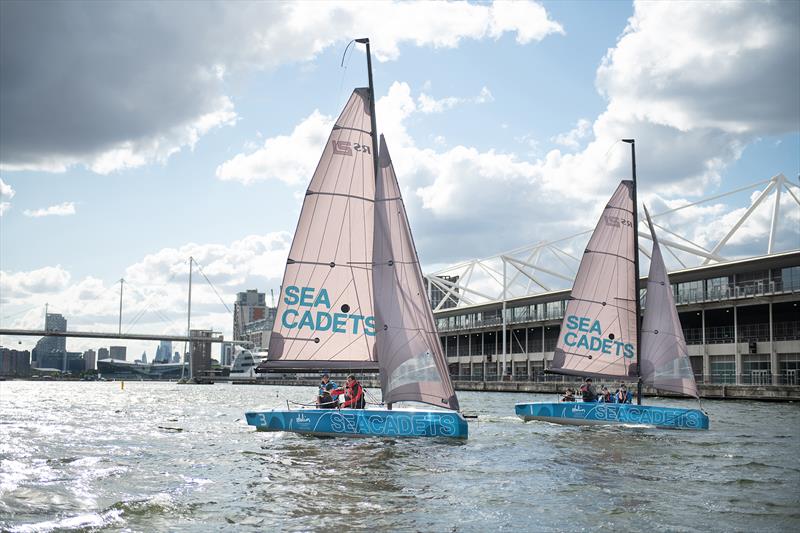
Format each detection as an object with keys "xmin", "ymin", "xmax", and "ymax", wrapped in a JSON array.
[{"xmin": 1, "ymin": 0, "xmax": 798, "ymax": 359}]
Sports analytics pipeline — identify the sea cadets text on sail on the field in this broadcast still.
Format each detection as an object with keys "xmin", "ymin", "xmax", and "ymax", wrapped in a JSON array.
[
  {"xmin": 280, "ymin": 285, "xmax": 376, "ymax": 336},
  {"xmin": 562, "ymin": 315, "xmax": 635, "ymax": 358}
]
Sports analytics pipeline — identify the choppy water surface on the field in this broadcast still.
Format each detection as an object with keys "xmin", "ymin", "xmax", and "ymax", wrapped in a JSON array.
[{"xmin": 1, "ymin": 381, "xmax": 798, "ymax": 532}]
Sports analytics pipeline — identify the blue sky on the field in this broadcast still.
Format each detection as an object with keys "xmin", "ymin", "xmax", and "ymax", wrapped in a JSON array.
[{"xmin": 1, "ymin": 1, "xmax": 798, "ymax": 357}]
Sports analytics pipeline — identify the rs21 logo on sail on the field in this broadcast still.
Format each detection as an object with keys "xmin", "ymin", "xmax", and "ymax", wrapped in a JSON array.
[{"xmin": 332, "ymin": 140, "xmax": 371, "ymax": 156}]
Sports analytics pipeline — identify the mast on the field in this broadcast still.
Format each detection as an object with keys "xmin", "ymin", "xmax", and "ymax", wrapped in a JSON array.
[
  {"xmin": 357, "ymin": 37, "xmax": 386, "ymax": 406},
  {"xmin": 356, "ymin": 38, "xmax": 379, "ymax": 185},
  {"xmin": 118, "ymin": 278, "xmax": 124, "ymax": 335},
  {"xmin": 186, "ymin": 256, "xmax": 193, "ymax": 380},
  {"xmin": 622, "ymin": 138, "xmax": 642, "ymax": 405}
]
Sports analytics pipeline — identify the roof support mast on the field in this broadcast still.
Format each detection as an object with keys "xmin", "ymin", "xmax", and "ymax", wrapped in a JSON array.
[{"xmin": 622, "ymin": 139, "xmax": 643, "ymax": 405}]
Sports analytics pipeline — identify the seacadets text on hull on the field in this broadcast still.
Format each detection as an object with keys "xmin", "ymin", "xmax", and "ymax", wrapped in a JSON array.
[
  {"xmin": 246, "ymin": 408, "xmax": 468, "ymax": 439},
  {"xmin": 515, "ymin": 402, "xmax": 709, "ymax": 430}
]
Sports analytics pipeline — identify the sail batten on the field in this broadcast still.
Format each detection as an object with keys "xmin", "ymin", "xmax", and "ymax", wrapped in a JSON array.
[{"xmin": 549, "ymin": 181, "xmax": 639, "ymax": 381}]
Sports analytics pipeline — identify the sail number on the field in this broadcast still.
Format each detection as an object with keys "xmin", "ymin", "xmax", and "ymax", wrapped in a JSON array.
[
  {"xmin": 603, "ymin": 215, "xmax": 633, "ymax": 228},
  {"xmin": 332, "ymin": 140, "xmax": 371, "ymax": 156}
]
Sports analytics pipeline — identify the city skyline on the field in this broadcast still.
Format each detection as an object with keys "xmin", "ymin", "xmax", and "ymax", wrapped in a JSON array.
[{"xmin": 1, "ymin": 1, "xmax": 798, "ymax": 359}]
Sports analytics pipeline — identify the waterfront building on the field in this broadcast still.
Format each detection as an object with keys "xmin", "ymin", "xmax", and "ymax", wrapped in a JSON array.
[
  {"xmin": 97, "ymin": 359, "xmax": 185, "ymax": 380},
  {"xmin": 154, "ymin": 340, "xmax": 173, "ymax": 363},
  {"xmin": 190, "ymin": 329, "xmax": 213, "ymax": 377},
  {"xmin": 140, "ymin": 352, "xmax": 147, "ymax": 364},
  {"xmin": 431, "ymin": 251, "xmax": 800, "ymax": 386},
  {"xmin": 98, "ymin": 347, "xmax": 109, "ymax": 360},
  {"xmin": 233, "ymin": 290, "xmax": 267, "ymax": 341},
  {"xmin": 83, "ymin": 349, "xmax": 96, "ymax": 370},
  {"xmin": 172, "ymin": 351, "xmax": 180, "ymax": 363},
  {"xmin": 0, "ymin": 347, "xmax": 31, "ymax": 377},
  {"xmin": 219, "ymin": 341, "xmax": 235, "ymax": 366},
  {"xmin": 37, "ymin": 351, "xmax": 84, "ymax": 373},
  {"xmin": 241, "ymin": 309, "xmax": 277, "ymax": 350},
  {"xmin": 31, "ymin": 313, "xmax": 67, "ymax": 367},
  {"xmin": 109, "ymin": 346, "xmax": 126, "ymax": 361}
]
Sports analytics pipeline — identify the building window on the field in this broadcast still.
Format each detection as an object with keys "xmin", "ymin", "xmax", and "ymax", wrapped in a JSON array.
[
  {"xmin": 779, "ymin": 353, "xmax": 800, "ymax": 385},
  {"xmin": 742, "ymin": 354, "xmax": 771, "ymax": 385},
  {"xmin": 710, "ymin": 355, "xmax": 735, "ymax": 384},
  {"xmin": 706, "ymin": 276, "xmax": 732, "ymax": 300},
  {"xmin": 676, "ymin": 280, "xmax": 704, "ymax": 304}
]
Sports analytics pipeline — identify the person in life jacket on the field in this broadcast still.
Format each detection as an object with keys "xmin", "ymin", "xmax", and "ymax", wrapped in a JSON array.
[
  {"xmin": 316, "ymin": 372, "xmax": 339, "ymax": 409},
  {"xmin": 331, "ymin": 374, "xmax": 366, "ymax": 409},
  {"xmin": 560, "ymin": 388, "xmax": 575, "ymax": 402},
  {"xmin": 599, "ymin": 386, "xmax": 612, "ymax": 403},
  {"xmin": 580, "ymin": 377, "xmax": 598, "ymax": 402},
  {"xmin": 615, "ymin": 383, "xmax": 631, "ymax": 404}
]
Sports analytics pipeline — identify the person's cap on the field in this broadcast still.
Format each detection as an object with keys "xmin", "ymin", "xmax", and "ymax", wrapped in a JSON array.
[
  {"xmin": 321, "ymin": 372, "xmax": 329, "ymax": 377},
  {"xmin": 586, "ymin": 377, "xmax": 592, "ymax": 382}
]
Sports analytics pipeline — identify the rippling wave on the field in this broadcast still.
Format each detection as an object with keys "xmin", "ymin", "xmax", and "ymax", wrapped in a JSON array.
[{"xmin": 1, "ymin": 382, "xmax": 798, "ymax": 531}]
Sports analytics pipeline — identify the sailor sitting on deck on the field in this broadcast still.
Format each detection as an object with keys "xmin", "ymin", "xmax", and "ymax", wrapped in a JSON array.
[
  {"xmin": 331, "ymin": 375, "xmax": 366, "ymax": 409},
  {"xmin": 316, "ymin": 373, "xmax": 339, "ymax": 409},
  {"xmin": 599, "ymin": 386, "xmax": 612, "ymax": 403},
  {"xmin": 615, "ymin": 383, "xmax": 632, "ymax": 404},
  {"xmin": 580, "ymin": 377, "xmax": 598, "ymax": 402},
  {"xmin": 560, "ymin": 388, "xmax": 575, "ymax": 402}
]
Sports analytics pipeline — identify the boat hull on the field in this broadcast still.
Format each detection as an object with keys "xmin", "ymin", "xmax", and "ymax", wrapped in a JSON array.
[
  {"xmin": 515, "ymin": 402, "xmax": 709, "ymax": 430},
  {"xmin": 245, "ymin": 408, "xmax": 468, "ymax": 439}
]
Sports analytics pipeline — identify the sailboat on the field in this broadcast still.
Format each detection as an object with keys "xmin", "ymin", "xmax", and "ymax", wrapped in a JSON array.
[
  {"xmin": 245, "ymin": 38, "xmax": 467, "ymax": 439},
  {"xmin": 515, "ymin": 141, "xmax": 709, "ymax": 430}
]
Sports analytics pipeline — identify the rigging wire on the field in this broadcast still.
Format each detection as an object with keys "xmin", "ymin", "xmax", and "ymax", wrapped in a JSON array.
[
  {"xmin": 191, "ymin": 258, "xmax": 232, "ymax": 314},
  {"xmin": 336, "ymin": 39, "xmax": 356, "ymax": 112}
]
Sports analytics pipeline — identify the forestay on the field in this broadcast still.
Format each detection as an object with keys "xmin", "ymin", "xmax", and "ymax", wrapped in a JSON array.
[
  {"xmin": 550, "ymin": 181, "xmax": 639, "ymax": 380},
  {"xmin": 640, "ymin": 207, "xmax": 700, "ymax": 398},
  {"xmin": 261, "ymin": 88, "xmax": 378, "ymax": 371},
  {"xmin": 373, "ymin": 136, "xmax": 459, "ymax": 410}
]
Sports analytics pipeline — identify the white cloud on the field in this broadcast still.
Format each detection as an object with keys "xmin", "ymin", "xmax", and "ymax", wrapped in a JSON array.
[
  {"xmin": 0, "ymin": 265, "xmax": 71, "ymax": 297},
  {"xmin": 23, "ymin": 202, "xmax": 77, "ymax": 218},
  {"xmin": 0, "ymin": 232, "xmax": 292, "ymax": 357},
  {"xmin": 0, "ymin": 177, "xmax": 13, "ymax": 215},
  {"xmin": 551, "ymin": 119, "xmax": 592, "ymax": 149},
  {"xmin": 417, "ymin": 86, "xmax": 495, "ymax": 113},
  {"xmin": 215, "ymin": 110, "xmax": 334, "ymax": 185},
  {"xmin": 1, "ymin": 1, "xmax": 562, "ymax": 175},
  {"xmin": 219, "ymin": 1, "xmax": 798, "ymax": 265},
  {"xmin": 0, "ymin": 178, "xmax": 14, "ymax": 199}
]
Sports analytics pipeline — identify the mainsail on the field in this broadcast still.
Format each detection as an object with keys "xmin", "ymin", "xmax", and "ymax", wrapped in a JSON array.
[
  {"xmin": 373, "ymin": 136, "xmax": 459, "ymax": 410},
  {"xmin": 550, "ymin": 181, "xmax": 639, "ymax": 380},
  {"xmin": 261, "ymin": 88, "xmax": 378, "ymax": 371},
  {"xmin": 640, "ymin": 207, "xmax": 700, "ymax": 398}
]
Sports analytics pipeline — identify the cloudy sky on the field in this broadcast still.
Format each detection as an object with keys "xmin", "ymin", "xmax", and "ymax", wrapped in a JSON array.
[{"xmin": 1, "ymin": 0, "xmax": 798, "ymax": 359}]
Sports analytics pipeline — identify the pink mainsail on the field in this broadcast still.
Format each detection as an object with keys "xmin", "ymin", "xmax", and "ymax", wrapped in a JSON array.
[
  {"xmin": 549, "ymin": 181, "xmax": 639, "ymax": 380},
  {"xmin": 373, "ymin": 136, "xmax": 459, "ymax": 410},
  {"xmin": 261, "ymin": 88, "xmax": 378, "ymax": 371},
  {"xmin": 640, "ymin": 207, "xmax": 700, "ymax": 398}
]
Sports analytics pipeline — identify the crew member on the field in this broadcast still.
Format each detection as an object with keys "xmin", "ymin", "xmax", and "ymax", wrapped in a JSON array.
[
  {"xmin": 332, "ymin": 374, "xmax": 366, "ymax": 409},
  {"xmin": 580, "ymin": 377, "xmax": 598, "ymax": 402},
  {"xmin": 316, "ymin": 373, "xmax": 339, "ymax": 408}
]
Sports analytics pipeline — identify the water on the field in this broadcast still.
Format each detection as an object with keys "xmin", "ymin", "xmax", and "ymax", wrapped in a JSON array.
[{"xmin": 1, "ymin": 381, "xmax": 798, "ymax": 532}]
